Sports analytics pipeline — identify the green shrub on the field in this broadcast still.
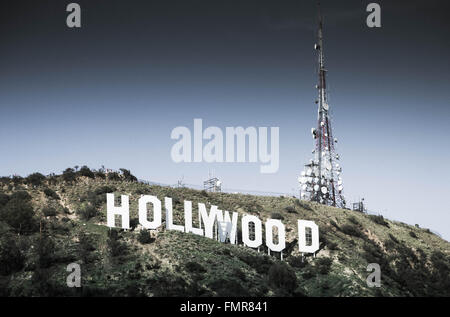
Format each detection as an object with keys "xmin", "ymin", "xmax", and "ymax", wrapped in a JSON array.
[
  {"xmin": 389, "ymin": 233, "xmax": 399, "ymax": 243},
  {"xmin": 107, "ymin": 229, "xmax": 127, "ymax": 258},
  {"xmin": 348, "ymin": 216, "xmax": 359, "ymax": 225},
  {"xmin": 271, "ymin": 212, "xmax": 284, "ymax": 220},
  {"xmin": 10, "ymin": 191, "xmax": 32, "ymax": 201},
  {"xmin": 0, "ymin": 235, "xmax": 25, "ymax": 275},
  {"xmin": 238, "ymin": 253, "xmax": 273, "ymax": 274},
  {"xmin": 288, "ymin": 255, "xmax": 307, "ymax": 268},
  {"xmin": 78, "ymin": 232, "xmax": 97, "ymax": 264},
  {"xmin": 363, "ymin": 242, "xmax": 384, "ymax": 263},
  {"xmin": 26, "ymin": 173, "xmax": 46, "ymax": 187},
  {"xmin": 208, "ymin": 278, "xmax": 250, "ymax": 297},
  {"xmin": 232, "ymin": 267, "xmax": 246, "ymax": 281},
  {"xmin": 0, "ymin": 197, "xmax": 37, "ymax": 234},
  {"xmin": 341, "ymin": 224, "xmax": 362, "ymax": 238},
  {"xmin": 42, "ymin": 206, "xmax": 57, "ymax": 217},
  {"xmin": 94, "ymin": 185, "xmax": 116, "ymax": 196},
  {"xmin": 79, "ymin": 166, "xmax": 95, "ymax": 179},
  {"xmin": 316, "ymin": 257, "xmax": 333, "ymax": 275},
  {"xmin": 95, "ymin": 171, "xmax": 106, "ymax": 179},
  {"xmin": 330, "ymin": 220, "xmax": 340, "ymax": 229},
  {"xmin": 78, "ymin": 203, "xmax": 97, "ymax": 220},
  {"xmin": 369, "ymin": 215, "xmax": 389, "ymax": 227},
  {"xmin": 12, "ymin": 176, "xmax": 23, "ymax": 186},
  {"xmin": 43, "ymin": 188, "xmax": 60, "ymax": 200},
  {"xmin": 0, "ymin": 177, "xmax": 11, "ymax": 185},
  {"xmin": 119, "ymin": 169, "xmax": 137, "ymax": 182},
  {"xmin": 185, "ymin": 261, "xmax": 207, "ymax": 273},
  {"xmin": 80, "ymin": 189, "xmax": 108, "ymax": 208},
  {"xmin": 409, "ymin": 231, "xmax": 418, "ymax": 239},
  {"xmin": 137, "ymin": 230, "xmax": 154, "ymax": 244},
  {"xmin": 0, "ymin": 193, "xmax": 9, "ymax": 207},
  {"xmin": 297, "ymin": 200, "xmax": 313, "ymax": 211},
  {"xmin": 36, "ymin": 235, "xmax": 55, "ymax": 269},
  {"xmin": 301, "ymin": 269, "xmax": 315, "ymax": 279},
  {"xmin": 62, "ymin": 168, "xmax": 76, "ymax": 183},
  {"xmin": 268, "ymin": 262, "xmax": 298, "ymax": 293},
  {"xmin": 107, "ymin": 172, "xmax": 121, "ymax": 181},
  {"xmin": 327, "ymin": 241, "xmax": 339, "ymax": 250},
  {"xmin": 130, "ymin": 218, "xmax": 139, "ymax": 230},
  {"xmin": 284, "ymin": 206, "xmax": 297, "ymax": 214}
]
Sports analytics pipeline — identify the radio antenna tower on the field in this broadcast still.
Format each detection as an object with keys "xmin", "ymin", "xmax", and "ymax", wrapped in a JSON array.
[{"xmin": 298, "ymin": 1, "xmax": 346, "ymax": 208}]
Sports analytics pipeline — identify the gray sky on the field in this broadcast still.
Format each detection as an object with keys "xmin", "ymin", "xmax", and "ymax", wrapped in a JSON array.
[{"xmin": 1, "ymin": 0, "xmax": 449, "ymax": 240}]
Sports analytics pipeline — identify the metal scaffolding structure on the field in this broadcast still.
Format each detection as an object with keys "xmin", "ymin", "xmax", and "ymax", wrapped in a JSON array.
[{"xmin": 203, "ymin": 171, "xmax": 222, "ymax": 192}]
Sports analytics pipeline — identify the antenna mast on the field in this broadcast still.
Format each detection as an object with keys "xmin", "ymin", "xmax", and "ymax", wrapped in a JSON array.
[{"xmin": 299, "ymin": 1, "xmax": 346, "ymax": 208}]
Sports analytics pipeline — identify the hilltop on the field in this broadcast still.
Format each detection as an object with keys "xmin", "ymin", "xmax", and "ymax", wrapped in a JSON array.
[{"xmin": 0, "ymin": 167, "xmax": 449, "ymax": 296}]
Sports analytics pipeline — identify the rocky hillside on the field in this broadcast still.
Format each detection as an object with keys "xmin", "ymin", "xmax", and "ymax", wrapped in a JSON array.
[{"xmin": 0, "ymin": 167, "xmax": 449, "ymax": 296}]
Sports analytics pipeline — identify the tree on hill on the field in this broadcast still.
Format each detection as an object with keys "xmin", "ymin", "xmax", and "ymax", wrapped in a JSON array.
[
  {"xmin": 26, "ymin": 173, "xmax": 46, "ymax": 187},
  {"xmin": 62, "ymin": 168, "xmax": 76, "ymax": 184},
  {"xmin": 268, "ymin": 262, "xmax": 298, "ymax": 294},
  {"xmin": 0, "ymin": 195, "xmax": 38, "ymax": 234},
  {"xmin": 119, "ymin": 169, "xmax": 137, "ymax": 182},
  {"xmin": 0, "ymin": 235, "xmax": 25, "ymax": 275},
  {"xmin": 79, "ymin": 166, "xmax": 95, "ymax": 179}
]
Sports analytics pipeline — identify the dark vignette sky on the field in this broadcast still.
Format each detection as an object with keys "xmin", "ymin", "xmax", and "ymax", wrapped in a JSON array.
[{"xmin": 0, "ymin": 0, "xmax": 449, "ymax": 239}]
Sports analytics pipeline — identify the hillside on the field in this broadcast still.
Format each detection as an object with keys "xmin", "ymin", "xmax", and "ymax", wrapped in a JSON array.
[{"xmin": 0, "ymin": 168, "xmax": 449, "ymax": 297}]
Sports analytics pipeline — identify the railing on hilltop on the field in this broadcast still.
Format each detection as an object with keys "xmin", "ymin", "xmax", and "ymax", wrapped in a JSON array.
[{"xmin": 137, "ymin": 179, "xmax": 293, "ymax": 197}]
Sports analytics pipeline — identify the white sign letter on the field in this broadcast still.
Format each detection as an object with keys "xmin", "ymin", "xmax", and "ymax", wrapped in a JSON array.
[
  {"xmin": 298, "ymin": 220, "xmax": 319, "ymax": 253},
  {"xmin": 184, "ymin": 200, "xmax": 204, "ymax": 236},
  {"xmin": 107, "ymin": 193, "xmax": 129, "ymax": 229},
  {"xmin": 265, "ymin": 219, "xmax": 286, "ymax": 252},
  {"xmin": 242, "ymin": 215, "xmax": 262, "ymax": 248},
  {"xmin": 165, "ymin": 197, "xmax": 184, "ymax": 232},
  {"xmin": 139, "ymin": 195, "xmax": 162, "ymax": 229}
]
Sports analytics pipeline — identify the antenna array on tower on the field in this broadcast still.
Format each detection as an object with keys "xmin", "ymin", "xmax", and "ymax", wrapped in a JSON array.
[{"xmin": 299, "ymin": 2, "xmax": 346, "ymax": 208}]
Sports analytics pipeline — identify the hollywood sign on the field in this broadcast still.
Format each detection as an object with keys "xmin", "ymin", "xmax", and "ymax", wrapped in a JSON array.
[{"xmin": 106, "ymin": 194, "xmax": 320, "ymax": 254}]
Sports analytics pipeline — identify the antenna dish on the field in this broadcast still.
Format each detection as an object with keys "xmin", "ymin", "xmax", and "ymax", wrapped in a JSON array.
[
  {"xmin": 314, "ymin": 185, "xmax": 320, "ymax": 192},
  {"xmin": 321, "ymin": 187, "xmax": 328, "ymax": 194},
  {"xmin": 323, "ymin": 103, "xmax": 329, "ymax": 111}
]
